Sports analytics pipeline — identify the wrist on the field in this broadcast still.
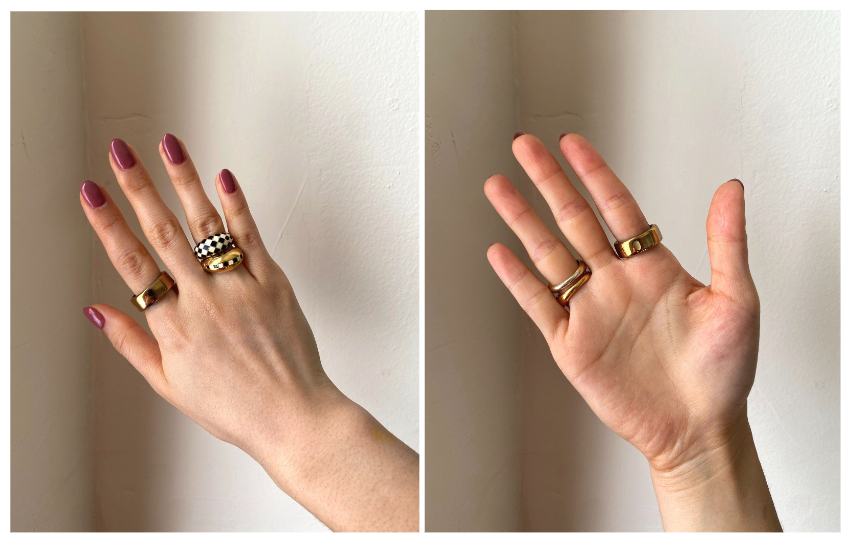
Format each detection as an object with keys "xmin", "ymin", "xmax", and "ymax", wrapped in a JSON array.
[
  {"xmin": 250, "ymin": 388, "xmax": 419, "ymax": 531},
  {"xmin": 649, "ymin": 416, "xmax": 752, "ymax": 495},
  {"xmin": 649, "ymin": 415, "xmax": 781, "ymax": 531}
]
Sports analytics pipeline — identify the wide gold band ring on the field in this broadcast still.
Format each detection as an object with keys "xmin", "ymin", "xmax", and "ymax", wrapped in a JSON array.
[
  {"xmin": 548, "ymin": 260, "xmax": 587, "ymax": 294},
  {"xmin": 201, "ymin": 247, "xmax": 245, "ymax": 273},
  {"xmin": 130, "ymin": 271, "xmax": 175, "ymax": 312},
  {"xmin": 614, "ymin": 224, "xmax": 662, "ymax": 258}
]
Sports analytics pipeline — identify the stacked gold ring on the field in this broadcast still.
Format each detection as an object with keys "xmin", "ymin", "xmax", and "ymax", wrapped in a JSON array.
[
  {"xmin": 548, "ymin": 260, "xmax": 591, "ymax": 308},
  {"xmin": 194, "ymin": 232, "xmax": 245, "ymax": 274}
]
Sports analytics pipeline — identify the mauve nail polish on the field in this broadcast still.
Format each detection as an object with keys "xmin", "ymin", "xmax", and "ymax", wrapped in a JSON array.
[
  {"xmin": 81, "ymin": 181, "xmax": 106, "ymax": 208},
  {"xmin": 729, "ymin": 178, "xmax": 744, "ymax": 190},
  {"xmin": 219, "ymin": 169, "xmax": 236, "ymax": 194},
  {"xmin": 162, "ymin": 133, "xmax": 185, "ymax": 165},
  {"xmin": 513, "ymin": 132, "xmax": 526, "ymax": 140},
  {"xmin": 110, "ymin": 138, "xmax": 135, "ymax": 170},
  {"xmin": 559, "ymin": 133, "xmax": 569, "ymax": 141},
  {"xmin": 83, "ymin": 307, "xmax": 105, "ymax": 329}
]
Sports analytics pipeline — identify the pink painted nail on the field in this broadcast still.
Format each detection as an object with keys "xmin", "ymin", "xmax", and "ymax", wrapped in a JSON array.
[
  {"xmin": 110, "ymin": 138, "xmax": 135, "ymax": 170},
  {"xmin": 83, "ymin": 307, "xmax": 105, "ymax": 329},
  {"xmin": 219, "ymin": 169, "xmax": 236, "ymax": 194},
  {"xmin": 80, "ymin": 181, "xmax": 106, "ymax": 208},
  {"xmin": 162, "ymin": 133, "xmax": 185, "ymax": 165}
]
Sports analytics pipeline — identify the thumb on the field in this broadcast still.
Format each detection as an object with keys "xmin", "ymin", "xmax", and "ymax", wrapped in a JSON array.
[
  {"xmin": 83, "ymin": 303, "xmax": 169, "ymax": 396},
  {"xmin": 705, "ymin": 179, "xmax": 756, "ymax": 303}
]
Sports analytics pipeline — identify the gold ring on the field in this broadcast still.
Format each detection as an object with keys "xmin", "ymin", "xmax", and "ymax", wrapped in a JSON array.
[
  {"xmin": 548, "ymin": 260, "xmax": 587, "ymax": 294},
  {"xmin": 201, "ymin": 247, "xmax": 245, "ymax": 273},
  {"xmin": 614, "ymin": 224, "xmax": 662, "ymax": 258},
  {"xmin": 554, "ymin": 265, "xmax": 591, "ymax": 308},
  {"xmin": 130, "ymin": 271, "xmax": 175, "ymax": 312}
]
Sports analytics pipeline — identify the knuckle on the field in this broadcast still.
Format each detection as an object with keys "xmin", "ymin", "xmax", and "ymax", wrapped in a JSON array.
[
  {"xmin": 554, "ymin": 197, "xmax": 591, "ymax": 225},
  {"xmin": 115, "ymin": 249, "xmax": 149, "ymax": 280},
  {"xmin": 120, "ymin": 173, "xmax": 151, "ymax": 195},
  {"xmin": 112, "ymin": 329, "xmax": 132, "ymax": 358},
  {"xmin": 529, "ymin": 236, "xmax": 562, "ymax": 264},
  {"xmin": 98, "ymin": 213, "xmax": 124, "ymax": 235},
  {"xmin": 148, "ymin": 219, "xmax": 183, "ymax": 251},
  {"xmin": 602, "ymin": 190, "xmax": 636, "ymax": 212},
  {"xmin": 173, "ymin": 171, "xmax": 200, "ymax": 188},
  {"xmin": 236, "ymin": 228, "xmax": 262, "ymax": 248},
  {"xmin": 191, "ymin": 213, "xmax": 223, "ymax": 237}
]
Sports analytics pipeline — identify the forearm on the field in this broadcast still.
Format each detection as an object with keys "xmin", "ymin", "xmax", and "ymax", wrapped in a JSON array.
[
  {"xmin": 650, "ymin": 417, "xmax": 781, "ymax": 531},
  {"xmin": 251, "ymin": 391, "xmax": 419, "ymax": 532}
]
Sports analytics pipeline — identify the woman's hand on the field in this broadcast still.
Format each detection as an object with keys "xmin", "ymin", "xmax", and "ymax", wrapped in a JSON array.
[
  {"xmin": 80, "ymin": 135, "xmax": 418, "ymax": 532},
  {"xmin": 485, "ymin": 133, "xmax": 780, "ymax": 531}
]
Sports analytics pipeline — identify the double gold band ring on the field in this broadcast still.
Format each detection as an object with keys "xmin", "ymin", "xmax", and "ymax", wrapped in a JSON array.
[
  {"xmin": 130, "ymin": 271, "xmax": 175, "ymax": 312},
  {"xmin": 548, "ymin": 260, "xmax": 591, "ymax": 308},
  {"xmin": 614, "ymin": 224, "xmax": 662, "ymax": 259}
]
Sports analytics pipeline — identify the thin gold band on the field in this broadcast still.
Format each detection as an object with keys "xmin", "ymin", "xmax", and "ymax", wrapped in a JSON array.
[
  {"xmin": 548, "ymin": 260, "xmax": 587, "ymax": 294},
  {"xmin": 614, "ymin": 224, "xmax": 662, "ymax": 258},
  {"xmin": 130, "ymin": 271, "xmax": 175, "ymax": 312}
]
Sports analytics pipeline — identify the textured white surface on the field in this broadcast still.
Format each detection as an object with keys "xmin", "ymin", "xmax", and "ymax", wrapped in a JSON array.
[
  {"xmin": 514, "ymin": 10, "xmax": 839, "ymax": 532},
  {"xmin": 10, "ymin": 12, "xmax": 95, "ymax": 532},
  {"xmin": 12, "ymin": 12, "xmax": 417, "ymax": 532},
  {"xmin": 426, "ymin": 10, "xmax": 839, "ymax": 532}
]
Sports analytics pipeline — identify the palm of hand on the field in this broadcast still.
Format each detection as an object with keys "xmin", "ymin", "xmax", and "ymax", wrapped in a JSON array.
[
  {"xmin": 559, "ymin": 246, "xmax": 759, "ymax": 471},
  {"xmin": 486, "ymin": 133, "xmax": 758, "ymax": 472}
]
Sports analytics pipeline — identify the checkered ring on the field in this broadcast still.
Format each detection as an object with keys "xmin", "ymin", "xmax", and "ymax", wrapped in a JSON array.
[{"xmin": 194, "ymin": 232, "xmax": 234, "ymax": 261}]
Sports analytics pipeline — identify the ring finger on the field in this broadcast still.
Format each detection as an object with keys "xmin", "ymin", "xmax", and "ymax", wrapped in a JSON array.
[{"xmin": 484, "ymin": 174, "xmax": 578, "ymax": 285}]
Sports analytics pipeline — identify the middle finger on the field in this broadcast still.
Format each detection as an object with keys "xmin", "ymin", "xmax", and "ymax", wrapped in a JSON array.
[
  {"xmin": 159, "ymin": 133, "xmax": 227, "ymax": 243},
  {"xmin": 109, "ymin": 138, "xmax": 204, "ymax": 281},
  {"xmin": 512, "ymin": 134, "xmax": 618, "ymax": 271}
]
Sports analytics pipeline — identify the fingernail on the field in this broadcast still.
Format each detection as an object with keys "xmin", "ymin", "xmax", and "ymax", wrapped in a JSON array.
[
  {"xmin": 162, "ymin": 133, "xmax": 185, "ymax": 165},
  {"xmin": 80, "ymin": 181, "xmax": 106, "ymax": 208},
  {"xmin": 559, "ymin": 133, "xmax": 569, "ymax": 141},
  {"xmin": 513, "ymin": 132, "xmax": 526, "ymax": 140},
  {"xmin": 729, "ymin": 178, "xmax": 744, "ymax": 190},
  {"xmin": 110, "ymin": 138, "xmax": 135, "ymax": 170},
  {"xmin": 83, "ymin": 307, "xmax": 105, "ymax": 329},
  {"xmin": 219, "ymin": 169, "xmax": 236, "ymax": 194},
  {"xmin": 489, "ymin": 243, "xmax": 496, "ymax": 248}
]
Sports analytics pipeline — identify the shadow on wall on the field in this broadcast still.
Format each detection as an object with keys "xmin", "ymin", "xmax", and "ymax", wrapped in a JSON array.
[{"xmin": 514, "ymin": 12, "xmax": 670, "ymax": 532}]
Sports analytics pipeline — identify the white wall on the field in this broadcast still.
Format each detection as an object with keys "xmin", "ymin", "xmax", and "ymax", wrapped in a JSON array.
[
  {"xmin": 12, "ymin": 12, "xmax": 418, "ymax": 532},
  {"xmin": 10, "ymin": 12, "xmax": 94, "ymax": 532},
  {"xmin": 514, "ymin": 10, "xmax": 839, "ymax": 532},
  {"xmin": 426, "ymin": 10, "xmax": 839, "ymax": 532},
  {"xmin": 425, "ymin": 11, "xmax": 524, "ymax": 532}
]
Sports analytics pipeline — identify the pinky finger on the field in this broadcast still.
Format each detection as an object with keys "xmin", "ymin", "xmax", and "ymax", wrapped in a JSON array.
[
  {"xmin": 83, "ymin": 304, "xmax": 169, "ymax": 397},
  {"xmin": 487, "ymin": 243, "xmax": 568, "ymax": 342}
]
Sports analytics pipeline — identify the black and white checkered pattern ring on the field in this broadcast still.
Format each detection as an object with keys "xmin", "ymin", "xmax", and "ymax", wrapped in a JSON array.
[
  {"xmin": 205, "ymin": 251, "xmax": 244, "ymax": 271},
  {"xmin": 194, "ymin": 232, "xmax": 234, "ymax": 261}
]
